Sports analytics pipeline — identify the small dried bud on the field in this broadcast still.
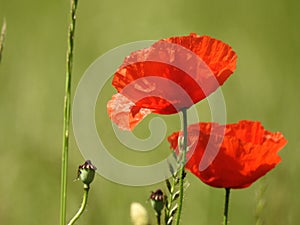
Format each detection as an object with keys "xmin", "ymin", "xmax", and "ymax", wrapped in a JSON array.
[
  {"xmin": 130, "ymin": 202, "xmax": 149, "ymax": 225},
  {"xmin": 77, "ymin": 160, "xmax": 97, "ymax": 185},
  {"xmin": 150, "ymin": 189, "xmax": 164, "ymax": 215}
]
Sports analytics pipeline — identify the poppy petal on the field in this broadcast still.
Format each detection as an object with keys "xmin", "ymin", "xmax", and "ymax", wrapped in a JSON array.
[
  {"xmin": 110, "ymin": 33, "xmax": 237, "ymax": 124},
  {"xmin": 107, "ymin": 93, "xmax": 151, "ymax": 130},
  {"xmin": 163, "ymin": 33, "xmax": 237, "ymax": 85},
  {"xmin": 168, "ymin": 120, "xmax": 287, "ymax": 189}
]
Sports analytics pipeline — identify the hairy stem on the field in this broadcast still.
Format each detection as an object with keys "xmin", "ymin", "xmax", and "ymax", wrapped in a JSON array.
[
  {"xmin": 60, "ymin": 1, "xmax": 79, "ymax": 225},
  {"xmin": 67, "ymin": 185, "xmax": 90, "ymax": 225},
  {"xmin": 164, "ymin": 175, "xmax": 177, "ymax": 224},
  {"xmin": 255, "ymin": 181, "xmax": 267, "ymax": 225},
  {"xmin": 174, "ymin": 108, "xmax": 188, "ymax": 225}
]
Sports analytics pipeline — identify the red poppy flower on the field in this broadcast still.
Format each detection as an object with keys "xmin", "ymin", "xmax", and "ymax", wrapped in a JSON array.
[
  {"xmin": 167, "ymin": 120, "xmax": 287, "ymax": 189},
  {"xmin": 107, "ymin": 33, "xmax": 237, "ymax": 130}
]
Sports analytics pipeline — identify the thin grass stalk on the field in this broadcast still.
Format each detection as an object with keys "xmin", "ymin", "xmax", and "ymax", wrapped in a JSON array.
[{"xmin": 60, "ymin": 1, "xmax": 79, "ymax": 225}]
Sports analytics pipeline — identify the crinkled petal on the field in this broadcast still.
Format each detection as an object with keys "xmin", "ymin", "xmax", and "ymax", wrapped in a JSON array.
[
  {"xmin": 107, "ymin": 93, "xmax": 151, "ymax": 130},
  {"xmin": 168, "ymin": 120, "xmax": 287, "ymax": 189},
  {"xmin": 112, "ymin": 33, "xmax": 237, "ymax": 114}
]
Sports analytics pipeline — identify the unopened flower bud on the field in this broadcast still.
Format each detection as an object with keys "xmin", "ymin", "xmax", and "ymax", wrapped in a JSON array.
[
  {"xmin": 77, "ymin": 160, "xmax": 97, "ymax": 185},
  {"xmin": 150, "ymin": 189, "xmax": 164, "ymax": 215}
]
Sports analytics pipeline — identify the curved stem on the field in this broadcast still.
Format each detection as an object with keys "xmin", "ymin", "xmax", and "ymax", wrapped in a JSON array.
[
  {"xmin": 223, "ymin": 188, "xmax": 231, "ymax": 225},
  {"xmin": 175, "ymin": 108, "xmax": 188, "ymax": 225},
  {"xmin": 60, "ymin": 1, "xmax": 79, "ymax": 225},
  {"xmin": 67, "ymin": 185, "xmax": 90, "ymax": 225}
]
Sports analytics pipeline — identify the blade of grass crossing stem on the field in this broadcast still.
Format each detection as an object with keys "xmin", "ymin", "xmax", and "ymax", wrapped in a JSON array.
[{"xmin": 60, "ymin": 1, "xmax": 79, "ymax": 225}]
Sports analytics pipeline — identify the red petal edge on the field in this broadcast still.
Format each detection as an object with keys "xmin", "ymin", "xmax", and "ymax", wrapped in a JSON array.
[{"xmin": 107, "ymin": 93, "xmax": 151, "ymax": 130}]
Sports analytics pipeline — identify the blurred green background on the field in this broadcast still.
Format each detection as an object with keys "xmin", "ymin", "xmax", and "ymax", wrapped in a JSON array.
[{"xmin": 0, "ymin": 0, "xmax": 299, "ymax": 224}]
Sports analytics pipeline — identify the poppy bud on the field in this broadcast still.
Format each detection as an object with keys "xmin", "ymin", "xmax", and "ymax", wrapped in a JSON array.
[
  {"xmin": 77, "ymin": 160, "xmax": 97, "ymax": 186},
  {"xmin": 149, "ymin": 189, "xmax": 164, "ymax": 215}
]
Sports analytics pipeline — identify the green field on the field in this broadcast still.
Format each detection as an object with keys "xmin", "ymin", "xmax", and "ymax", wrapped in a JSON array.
[{"xmin": 0, "ymin": 0, "xmax": 299, "ymax": 224}]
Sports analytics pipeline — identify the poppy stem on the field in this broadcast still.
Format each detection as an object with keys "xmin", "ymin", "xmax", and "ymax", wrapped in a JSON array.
[
  {"xmin": 60, "ymin": 1, "xmax": 79, "ymax": 225},
  {"xmin": 175, "ymin": 108, "xmax": 188, "ymax": 225},
  {"xmin": 156, "ymin": 212, "xmax": 161, "ymax": 225},
  {"xmin": 223, "ymin": 188, "xmax": 231, "ymax": 225},
  {"xmin": 255, "ymin": 180, "xmax": 267, "ymax": 225},
  {"xmin": 67, "ymin": 184, "xmax": 90, "ymax": 225}
]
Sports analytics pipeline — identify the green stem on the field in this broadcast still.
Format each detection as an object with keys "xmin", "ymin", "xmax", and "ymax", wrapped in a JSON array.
[
  {"xmin": 255, "ymin": 180, "xmax": 266, "ymax": 225},
  {"xmin": 174, "ymin": 108, "xmax": 188, "ymax": 225},
  {"xmin": 156, "ymin": 212, "xmax": 161, "ymax": 225},
  {"xmin": 60, "ymin": 1, "xmax": 79, "ymax": 225},
  {"xmin": 164, "ymin": 176, "xmax": 176, "ymax": 224},
  {"xmin": 0, "ymin": 18, "xmax": 7, "ymax": 63},
  {"xmin": 67, "ymin": 184, "xmax": 90, "ymax": 225},
  {"xmin": 223, "ymin": 188, "xmax": 231, "ymax": 225}
]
